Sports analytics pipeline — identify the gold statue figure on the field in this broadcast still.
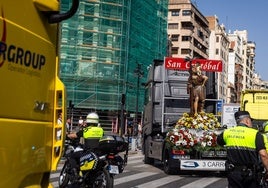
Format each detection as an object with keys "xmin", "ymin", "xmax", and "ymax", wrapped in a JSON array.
[{"xmin": 187, "ymin": 63, "xmax": 208, "ymax": 116}]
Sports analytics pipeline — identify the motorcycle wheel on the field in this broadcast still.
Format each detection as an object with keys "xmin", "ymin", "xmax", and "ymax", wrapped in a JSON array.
[
  {"xmin": 92, "ymin": 168, "xmax": 114, "ymax": 188},
  {"xmin": 58, "ymin": 162, "xmax": 70, "ymax": 188}
]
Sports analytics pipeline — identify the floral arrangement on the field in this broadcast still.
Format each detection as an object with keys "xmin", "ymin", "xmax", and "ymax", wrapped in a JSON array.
[
  {"xmin": 166, "ymin": 112, "xmax": 223, "ymax": 151},
  {"xmin": 166, "ymin": 127, "xmax": 198, "ymax": 152},
  {"xmin": 196, "ymin": 130, "xmax": 223, "ymax": 151},
  {"xmin": 199, "ymin": 131, "xmax": 218, "ymax": 148},
  {"xmin": 175, "ymin": 112, "xmax": 221, "ymax": 130}
]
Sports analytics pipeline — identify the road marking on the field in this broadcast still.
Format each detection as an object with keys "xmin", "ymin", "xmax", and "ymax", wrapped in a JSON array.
[
  {"xmin": 114, "ymin": 172, "xmax": 158, "ymax": 185},
  {"xmin": 134, "ymin": 164, "xmax": 150, "ymax": 168},
  {"xmin": 50, "ymin": 153, "xmax": 227, "ymax": 188},
  {"xmin": 50, "ymin": 172, "xmax": 60, "ymax": 179},
  {"xmin": 180, "ymin": 177, "xmax": 222, "ymax": 188},
  {"xmin": 127, "ymin": 153, "xmax": 143, "ymax": 160},
  {"xmin": 126, "ymin": 158, "xmax": 143, "ymax": 165},
  {"xmin": 135, "ymin": 176, "xmax": 183, "ymax": 188}
]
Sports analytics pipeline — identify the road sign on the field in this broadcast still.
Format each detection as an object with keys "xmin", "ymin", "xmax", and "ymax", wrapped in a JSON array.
[
  {"xmin": 216, "ymin": 100, "xmax": 223, "ymax": 115},
  {"xmin": 164, "ymin": 57, "xmax": 222, "ymax": 72},
  {"xmin": 222, "ymin": 103, "xmax": 240, "ymax": 128}
]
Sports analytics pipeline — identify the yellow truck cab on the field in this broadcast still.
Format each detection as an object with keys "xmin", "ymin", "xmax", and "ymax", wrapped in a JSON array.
[
  {"xmin": 0, "ymin": 0, "xmax": 79, "ymax": 187},
  {"xmin": 240, "ymin": 90, "xmax": 268, "ymax": 130}
]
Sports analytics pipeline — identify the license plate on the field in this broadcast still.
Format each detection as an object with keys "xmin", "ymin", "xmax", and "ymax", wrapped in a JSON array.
[
  {"xmin": 108, "ymin": 165, "xmax": 119, "ymax": 174},
  {"xmin": 180, "ymin": 159, "xmax": 226, "ymax": 171}
]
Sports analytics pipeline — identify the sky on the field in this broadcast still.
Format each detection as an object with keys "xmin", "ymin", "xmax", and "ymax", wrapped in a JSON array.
[{"xmin": 194, "ymin": 0, "xmax": 268, "ymax": 80}]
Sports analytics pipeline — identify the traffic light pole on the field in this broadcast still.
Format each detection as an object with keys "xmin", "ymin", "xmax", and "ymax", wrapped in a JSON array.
[{"xmin": 120, "ymin": 94, "xmax": 125, "ymax": 136}]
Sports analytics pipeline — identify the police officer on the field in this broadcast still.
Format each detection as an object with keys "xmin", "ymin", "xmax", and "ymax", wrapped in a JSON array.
[
  {"xmin": 262, "ymin": 121, "xmax": 268, "ymax": 152},
  {"xmin": 217, "ymin": 111, "xmax": 268, "ymax": 188},
  {"xmin": 67, "ymin": 112, "xmax": 104, "ymax": 183}
]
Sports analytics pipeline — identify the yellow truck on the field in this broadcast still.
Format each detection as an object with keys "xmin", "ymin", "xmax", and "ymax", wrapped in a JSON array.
[
  {"xmin": 240, "ymin": 90, "xmax": 268, "ymax": 130},
  {"xmin": 0, "ymin": 0, "xmax": 79, "ymax": 187}
]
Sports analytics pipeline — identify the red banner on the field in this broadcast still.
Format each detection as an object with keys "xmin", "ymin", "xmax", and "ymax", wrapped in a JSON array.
[{"xmin": 164, "ymin": 57, "xmax": 223, "ymax": 72}]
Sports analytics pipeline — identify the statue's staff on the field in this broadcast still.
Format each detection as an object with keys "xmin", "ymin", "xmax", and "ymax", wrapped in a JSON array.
[{"xmin": 186, "ymin": 57, "xmax": 194, "ymax": 115}]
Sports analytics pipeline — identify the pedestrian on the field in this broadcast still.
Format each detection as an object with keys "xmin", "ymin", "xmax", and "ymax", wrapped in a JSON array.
[
  {"xmin": 56, "ymin": 112, "xmax": 63, "ymax": 140},
  {"xmin": 78, "ymin": 116, "xmax": 83, "ymax": 126},
  {"xmin": 217, "ymin": 111, "xmax": 268, "ymax": 188},
  {"xmin": 137, "ymin": 122, "xmax": 142, "ymax": 149},
  {"xmin": 55, "ymin": 112, "xmax": 63, "ymax": 154},
  {"xmin": 66, "ymin": 118, "xmax": 71, "ymax": 134},
  {"xmin": 127, "ymin": 118, "xmax": 134, "ymax": 136},
  {"xmin": 57, "ymin": 112, "xmax": 63, "ymax": 125}
]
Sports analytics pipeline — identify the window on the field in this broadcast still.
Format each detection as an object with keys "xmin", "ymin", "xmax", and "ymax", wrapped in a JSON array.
[
  {"xmin": 182, "ymin": 36, "xmax": 191, "ymax": 42},
  {"xmin": 168, "ymin": 23, "xmax": 178, "ymax": 29},
  {"xmin": 181, "ymin": 22, "xmax": 194, "ymax": 30},
  {"xmin": 171, "ymin": 35, "xmax": 179, "ymax": 41},
  {"xmin": 171, "ymin": 48, "xmax": 178, "ymax": 55},
  {"xmin": 216, "ymin": 48, "xmax": 219, "ymax": 55},
  {"xmin": 171, "ymin": 9, "xmax": 180, "ymax": 16},
  {"xmin": 197, "ymin": 30, "xmax": 204, "ymax": 40},
  {"xmin": 216, "ymin": 36, "xmax": 219, "ymax": 43},
  {"xmin": 181, "ymin": 49, "xmax": 190, "ymax": 54},
  {"xmin": 182, "ymin": 10, "xmax": 191, "ymax": 16}
]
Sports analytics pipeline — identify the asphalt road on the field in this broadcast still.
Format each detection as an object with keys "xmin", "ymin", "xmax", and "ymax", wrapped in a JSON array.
[{"xmin": 50, "ymin": 150, "xmax": 228, "ymax": 188}]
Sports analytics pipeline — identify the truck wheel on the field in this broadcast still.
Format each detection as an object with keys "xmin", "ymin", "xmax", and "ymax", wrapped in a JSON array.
[
  {"xmin": 144, "ymin": 137, "xmax": 154, "ymax": 164},
  {"xmin": 163, "ymin": 150, "xmax": 177, "ymax": 175}
]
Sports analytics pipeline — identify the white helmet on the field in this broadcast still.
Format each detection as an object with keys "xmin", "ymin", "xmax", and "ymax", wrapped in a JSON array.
[{"xmin": 86, "ymin": 112, "xmax": 99, "ymax": 124}]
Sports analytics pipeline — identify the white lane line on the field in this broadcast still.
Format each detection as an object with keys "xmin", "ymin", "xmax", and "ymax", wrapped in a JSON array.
[
  {"xmin": 135, "ymin": 175, "xmax": 183, "ymax": 188},
  {"xmin": 114, "ymin": 172, "xmax": 158, "ymax": 185},
  {"xmin": 50, "ymin": 172, "xmax": 60, "ymax": 179},
  {"xmin": 180, "ymin": 177, "xmax": 221, "ymax": 188},
  {"xmin": 126, "ymin": 159, "xmax": 143, "ymax": 165}
]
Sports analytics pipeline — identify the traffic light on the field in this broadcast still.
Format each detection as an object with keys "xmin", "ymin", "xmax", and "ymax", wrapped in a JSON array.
[{"xmin": 121, "ymin": 94, "xmax": 125, "ymax": 105}]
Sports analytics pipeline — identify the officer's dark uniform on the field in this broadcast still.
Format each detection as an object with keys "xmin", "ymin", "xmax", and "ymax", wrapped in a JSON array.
[{"xmin": 217, "ymin": 111, "xmax": 266, "ymax": 188}]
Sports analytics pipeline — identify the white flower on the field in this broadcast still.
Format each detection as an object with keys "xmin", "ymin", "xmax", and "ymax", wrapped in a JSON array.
[
  {"xmin": 199, "ymin": 123, "xmax": 204, "ymax": 128},
  {"xmin": 175, "ymin": 140, "xmax": 183, "ymax": 146},
  {"xmin": 201, "ymin": 142, "xmax": 206, "ymax": 147},
  {"xmin": 182, "ymin": 140, "xmax": 187, "ymax": 146},
  {"xmin": 190, "ymin": 141, "xmax": 195, "ymax": 146}
]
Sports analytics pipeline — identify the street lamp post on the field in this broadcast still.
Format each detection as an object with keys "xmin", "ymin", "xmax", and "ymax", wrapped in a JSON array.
[{"xmin": 134, "ymin": 63, "xmax": 144, "ymax": 129}]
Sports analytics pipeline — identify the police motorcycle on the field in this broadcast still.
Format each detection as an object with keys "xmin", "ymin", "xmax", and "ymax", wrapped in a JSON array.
[{"xmin": 59, "ymin": 135, "xmax": 128, "ymax": 188}]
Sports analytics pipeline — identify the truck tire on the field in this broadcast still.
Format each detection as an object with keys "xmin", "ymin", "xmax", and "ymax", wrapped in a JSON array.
[
  {"xmin": 144, "ymin": 136, "xmax": 154, "ymax": 164},
  {"xmin": 163, "ymin": 150, "xmax": 177, "ymax": 175}
]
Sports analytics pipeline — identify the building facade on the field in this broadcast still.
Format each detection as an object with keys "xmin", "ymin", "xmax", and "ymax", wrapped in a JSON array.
[
  {"xmin": 167, "ymin": 1, "xmax": 258, "ymax": 108},
  {"xmin": 206, "ymin": 15, "xmax": 229, "ymax": 103},
  {"xmin": 168, "ymin": 0, "xmax": 209, "ymax": 59},
  {"xmin": 59, "ymin": 0, "xmax": 168, "ymax": 131},
  {"xmin": 235, "ymin": 30, "xmax": 256, "ymax": 91},
  {"xmin": 227, "ymin": 30, "xmax": 256, "ymax": 103}
]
